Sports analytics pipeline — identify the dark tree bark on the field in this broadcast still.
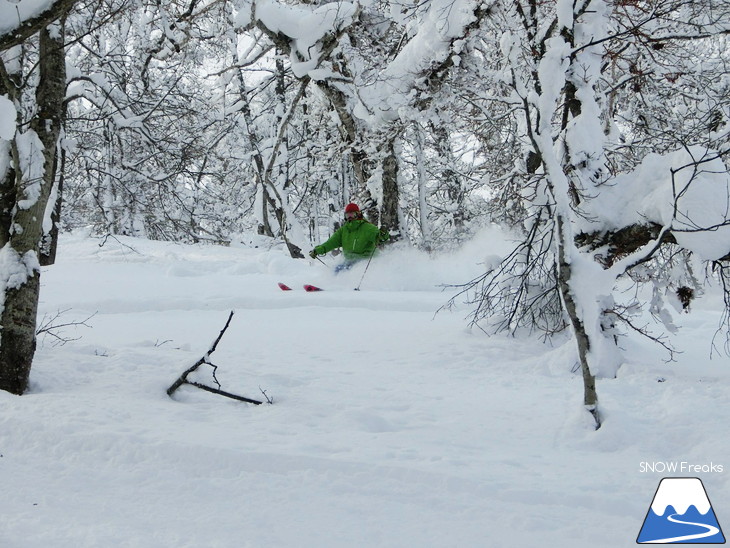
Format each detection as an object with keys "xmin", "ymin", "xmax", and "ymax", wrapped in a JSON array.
[
  {"xmin": 0, "ymin": 64, "xmax": 18, "ymax": 249},
  {"xmin": 379, "ymin": 137, "xmax": 400, "ymax": 235},
  {"xmin": 575, "ymin": 223, "xmax": 678, "ymax": 267}
]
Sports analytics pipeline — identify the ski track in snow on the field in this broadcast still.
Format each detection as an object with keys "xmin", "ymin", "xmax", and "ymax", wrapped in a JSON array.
[{"xmin": 2, "ymin": 233, "xmax": 729, "ymax": 547}]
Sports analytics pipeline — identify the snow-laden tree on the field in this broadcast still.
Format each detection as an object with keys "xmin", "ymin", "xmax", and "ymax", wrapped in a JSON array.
[
  {"xmin": 56, "ymin": 0, "xmax": 501, "ymax": 254},
  {"xmin": 452, "ymin": 0, "xmax": 730, "ymax": 428},
  {"xmin": 63, "ymin": 0, "xmax": 248, "ymax": 244},
  {"xmin": 234, "ymin": 0, "xmax": 498, "ymax": 247},
  {"xmin": 234, "ymin": 0, "xmax": 392, "ymax": 241},
  {"xmin": 63, "ymin": 0, "xmax": 348, "ymax": 256},
  {"xmin": 0, "ymin": 0, "xmax": 76, "ymax": 394}
]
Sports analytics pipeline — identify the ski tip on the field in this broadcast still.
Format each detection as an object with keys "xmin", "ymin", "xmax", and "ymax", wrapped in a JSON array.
[
  {"xmin": 278, "ymin": 282, "xmax": 293, "ymax": 291},
  {"xmin": 303, "ymin": 284, "xmax": 323, "ymax": 292}
]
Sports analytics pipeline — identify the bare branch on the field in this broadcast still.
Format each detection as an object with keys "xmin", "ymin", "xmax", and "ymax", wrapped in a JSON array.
[
  {"xmin": 36, "ymin": 309, "xmax": 96, "ymax": 347},
  {"xmin": 167, "ymin": 311, "xmax": 266, "ymax": 405}
]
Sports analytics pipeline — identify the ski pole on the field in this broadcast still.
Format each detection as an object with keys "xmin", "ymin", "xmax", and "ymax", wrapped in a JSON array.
[{"xmin": 354, "ymin": 247, "xmax": 376, "ymax": 291}]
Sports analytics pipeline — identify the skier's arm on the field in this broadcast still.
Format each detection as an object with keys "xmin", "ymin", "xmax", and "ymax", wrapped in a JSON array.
[
  {"xmin": 362, "ymin": 223, "xmax": 388, "ymax": 255},
  {"xmin": 314, "ymin": 228, "xmax": 343, "ymax": 256}
]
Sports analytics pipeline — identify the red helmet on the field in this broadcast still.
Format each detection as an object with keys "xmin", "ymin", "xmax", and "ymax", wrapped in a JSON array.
[{"xmin": 344, "ymin": 203, "xmax": 360, "ymax": 213}]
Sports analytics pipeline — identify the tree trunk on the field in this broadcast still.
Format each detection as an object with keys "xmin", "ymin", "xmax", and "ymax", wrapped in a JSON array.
[
  {"xmin": 379, "ymin": 137, "xmax": 399, "ymax": 236},
  {"xmin": 430, "ymin": 123, "xmax": 465, "ymax": 232},
  {"xmin": 275, "ymin": 56, "xmax": 290, "ymax": 190},
  {"xmin": 0, "ymin": 50, "xmax": 20, "ymax": 249},
  {"xmin": 555, "ymin": 214, "xmax": 600, "ymax": 428},
  {"xmin": 0, "ymin": 164, "xmax": 15, "ymax": 248},
  {"xmin": 414, "ymin": 123, "xmax": 432, "ymax": 250},
  {"xmin": 0, "ymin": 275, "xmax": 41, "ymax": 394},
  {"xmin": 0, "ymin": 20, "xmax": 66, "ymax": 395},
  {"xmin": 40, "ymin": 142, "xmax": 64, "ymax": 266},
  {"xmin": 233, "ymin": 61, "xmax": 273, "ymax": 238},
  {"xmin": 316, "ymin": 80, "xmax": 374, "ymax": 202}
]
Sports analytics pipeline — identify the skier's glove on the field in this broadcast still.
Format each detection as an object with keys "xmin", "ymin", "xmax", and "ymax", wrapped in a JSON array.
[{"xmin": 309, "ymin": 249, "xmax": 318, "ymax": 259}]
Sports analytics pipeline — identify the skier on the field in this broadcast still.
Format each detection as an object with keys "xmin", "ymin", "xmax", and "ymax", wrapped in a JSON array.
[{"xmin": 309, "ymin": 203, "xmax": 390, "ymax": 272}]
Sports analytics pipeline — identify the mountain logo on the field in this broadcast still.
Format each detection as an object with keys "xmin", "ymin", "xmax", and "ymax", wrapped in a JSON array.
[{"xmin": 637, "ymin": 477, "xmax": 725, "ymax": 544}]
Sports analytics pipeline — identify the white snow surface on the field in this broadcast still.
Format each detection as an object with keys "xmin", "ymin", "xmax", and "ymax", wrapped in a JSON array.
[
  {"xmin": 0, "ymin": 94, "xmax": 15, "ymax": 140},
  {"xmin": 1, "ymin": 230, "xmax": 729, "ymax": 547},
  {"xmin": 14, "ymin": 129, "xmax": 46, "ymax": 210},
  {"xmin": 0, "ymin": 244, "xmax": 40, "ymax": 291},
  {"xmin": 0, "ymin": 0, "xmax": 55, "ymax": 37}
]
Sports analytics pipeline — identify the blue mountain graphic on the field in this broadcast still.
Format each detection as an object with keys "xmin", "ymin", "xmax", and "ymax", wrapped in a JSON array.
[{"xmin": 638, "ymin": 504, "xmax": 726, "ymax": 544}]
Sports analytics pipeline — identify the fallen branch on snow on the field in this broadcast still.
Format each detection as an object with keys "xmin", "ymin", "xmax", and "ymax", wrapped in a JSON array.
[{"xmin": 166, "ymin": 311, "xmax": 266, "ymax": 405}]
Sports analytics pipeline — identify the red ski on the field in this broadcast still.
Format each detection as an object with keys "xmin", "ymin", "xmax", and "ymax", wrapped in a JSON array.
[{"xmin": 278, "ymin": 282, "xmax": 323, "ymax": 292}]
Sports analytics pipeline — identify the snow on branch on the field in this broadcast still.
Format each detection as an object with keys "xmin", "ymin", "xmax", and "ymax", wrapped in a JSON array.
[
  {"xmin": 354, "ymin": 0, "xmax": 491, "ymax": 124},
  {"xmin": 235, "ymin": 0, "xmax": 359, "ymax": 79},
  {"xmin": 579, "ymin": 146, "xmax": 730, "ymax": 264},
  {"xmin": 0, "ymin": 0, "xmax": 78, "ymax": 51}
]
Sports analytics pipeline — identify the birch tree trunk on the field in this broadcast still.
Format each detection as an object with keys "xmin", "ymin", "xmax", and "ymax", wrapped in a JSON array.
[
  {"xmin": 508, "ymin": 0, "xmax": 610, "ymax": 428},
  {"xmin": 0, "ymin": 74, "xmax": 16, "ymax": 248},
  {"xmin": 0, "ymin": 21, "xmax": 66, "ymax": 394},
  {"xmin": 414, "ymin": 123, "xmax": 432, "ymax": 251},
  {"xmin": 555, "ymin": 215, "xmax": 599, "ymax": 414}
]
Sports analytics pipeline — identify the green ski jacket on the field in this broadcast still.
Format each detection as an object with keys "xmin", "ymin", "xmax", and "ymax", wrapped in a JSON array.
[{"xmin": 314, "ymin": 220, "xmax": 389, "ymax": 261}]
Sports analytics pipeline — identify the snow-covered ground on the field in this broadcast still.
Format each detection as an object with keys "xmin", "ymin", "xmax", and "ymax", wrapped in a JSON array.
[{"xmin": 1, "ymin": 230, "xmax": 728, "ymax": 547}]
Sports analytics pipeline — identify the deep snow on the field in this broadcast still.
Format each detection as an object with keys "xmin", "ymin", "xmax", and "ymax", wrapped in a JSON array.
[{"xmin": 1, "ymin": 230, "xmax": 728, "ymax": 547}]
